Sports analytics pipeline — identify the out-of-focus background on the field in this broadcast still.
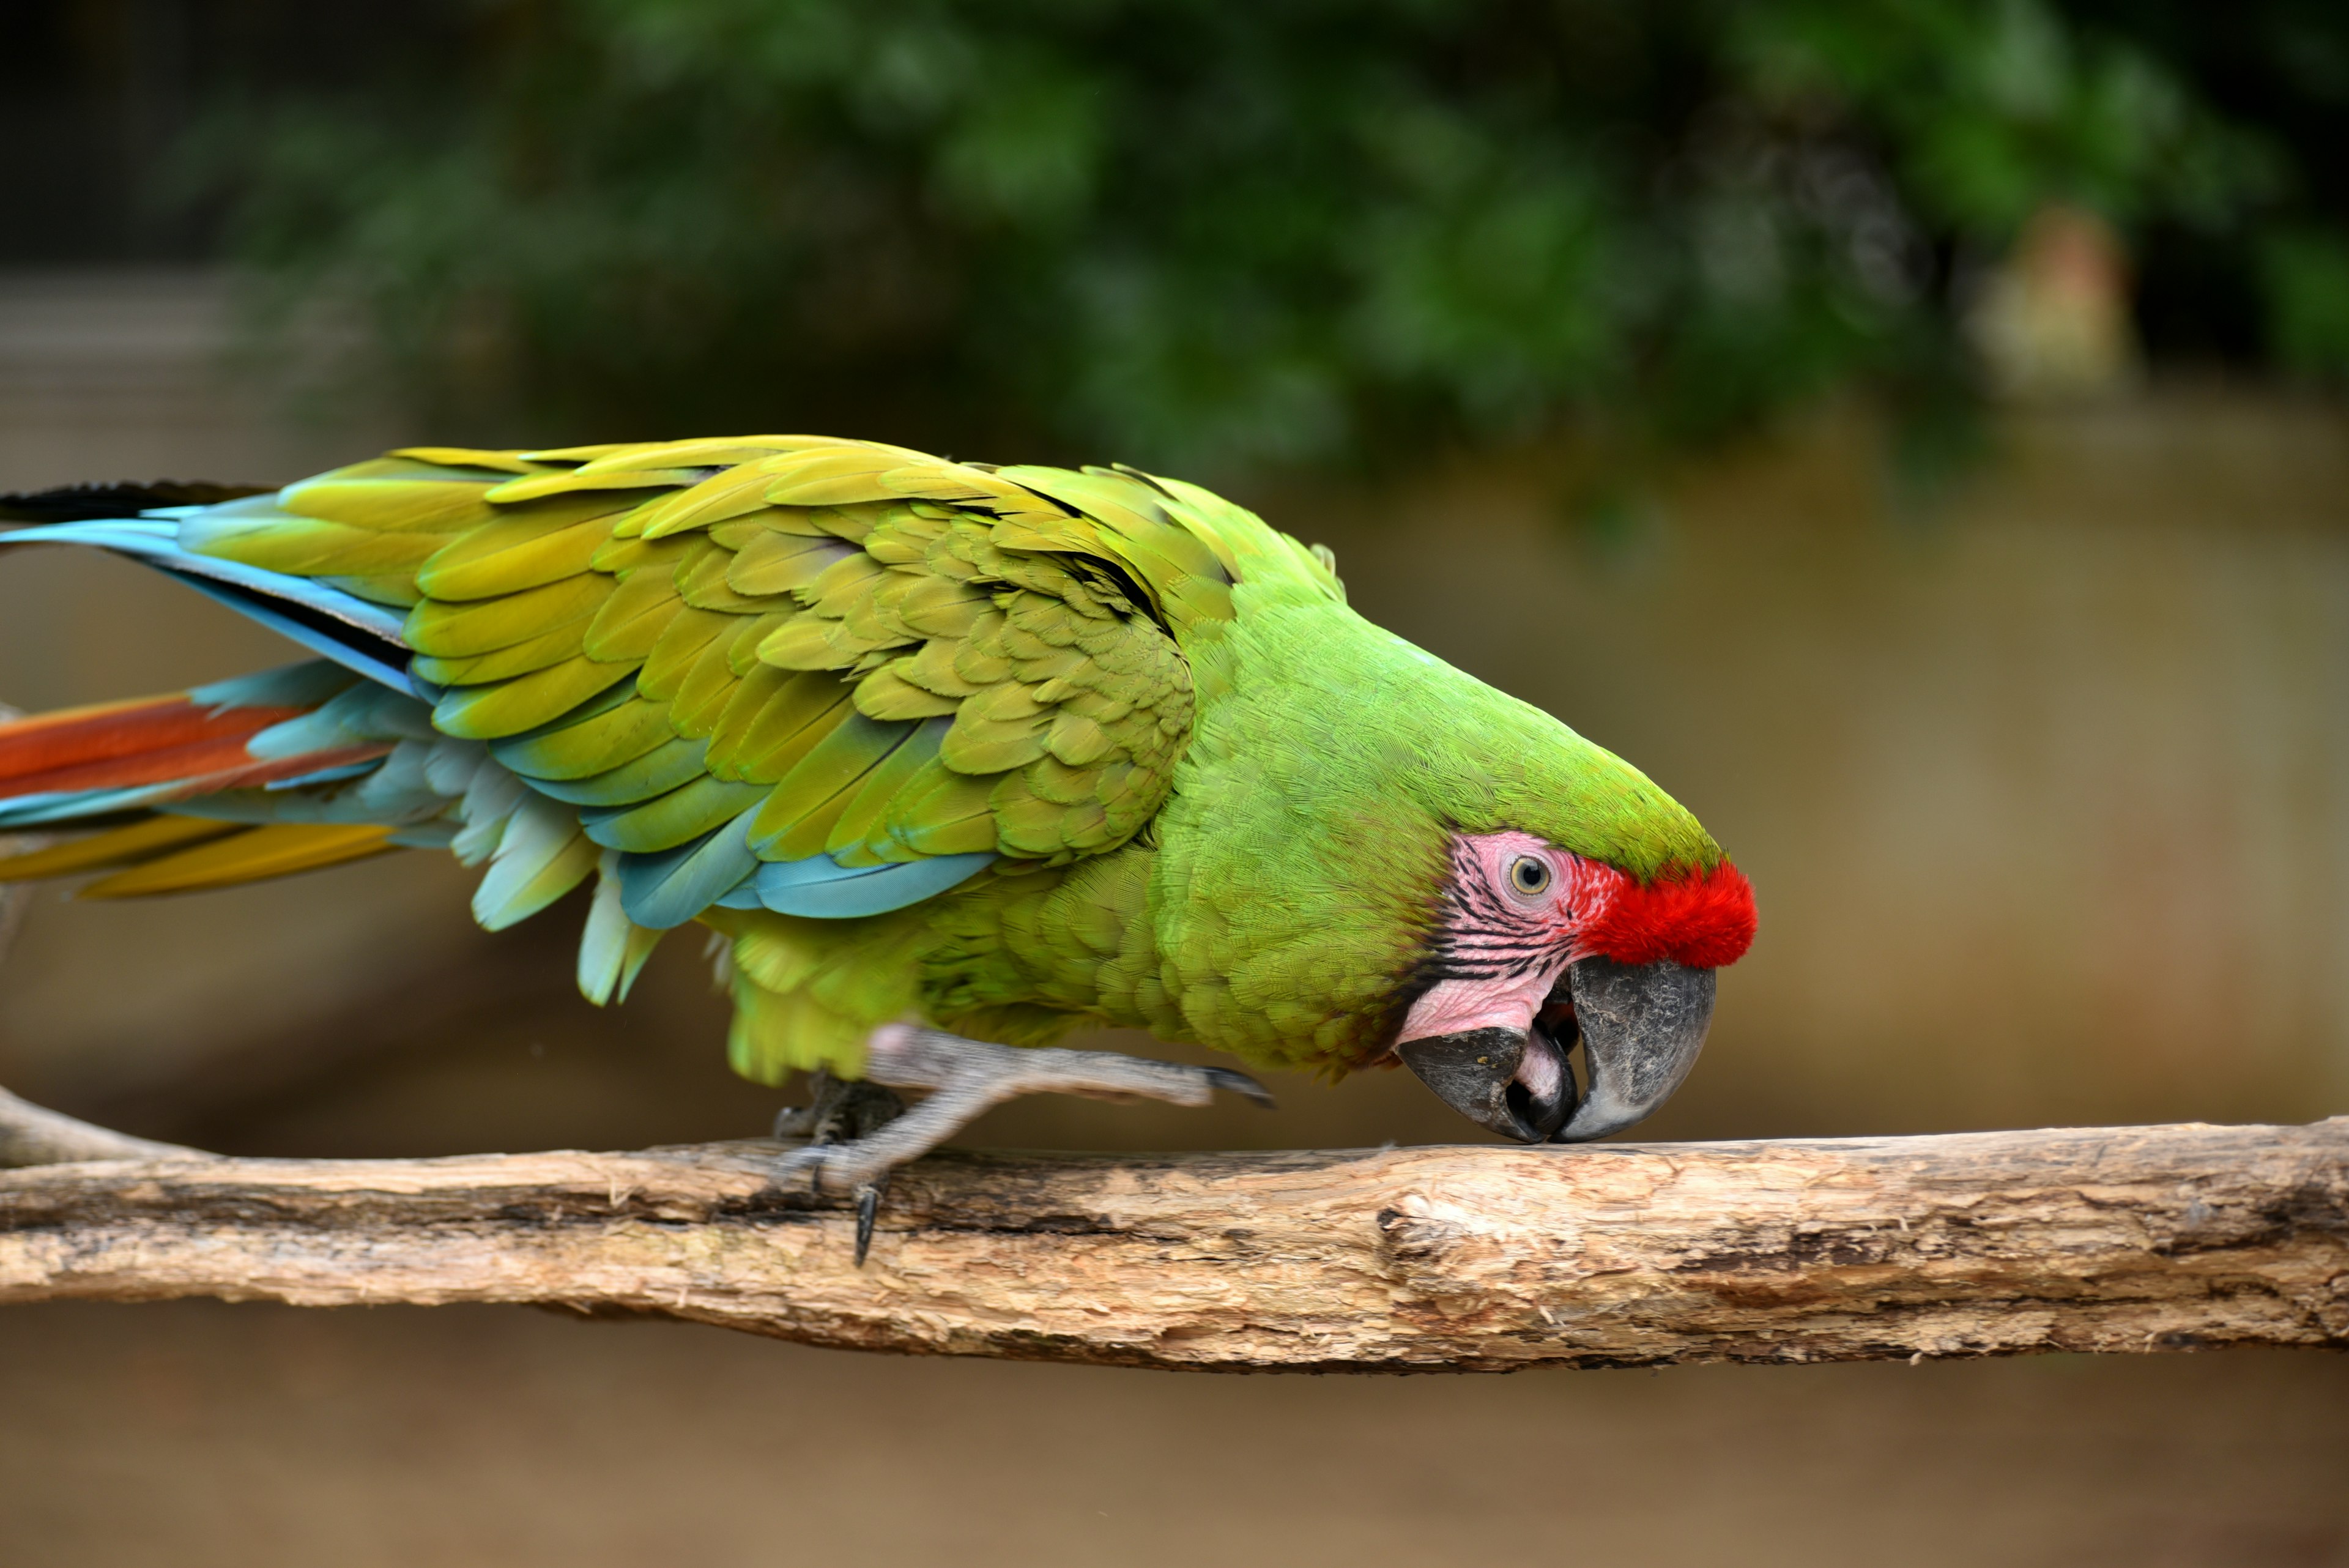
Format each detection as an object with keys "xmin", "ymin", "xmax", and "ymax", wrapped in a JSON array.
[{"xmin": 2, "ymin": 3, "xmax": 2345, "ymax": 1564}]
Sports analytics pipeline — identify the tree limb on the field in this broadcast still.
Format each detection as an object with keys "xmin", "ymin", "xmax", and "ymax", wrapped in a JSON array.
[{"xmin": 2, "ymin": 1101, "xmax": 2343, "ymax": 1370}]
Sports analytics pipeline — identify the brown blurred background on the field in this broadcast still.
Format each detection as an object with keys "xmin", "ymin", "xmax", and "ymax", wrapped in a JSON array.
[{"xmin": 4, "ymin": 5, "xmax": 2348, "ymax": 1564}]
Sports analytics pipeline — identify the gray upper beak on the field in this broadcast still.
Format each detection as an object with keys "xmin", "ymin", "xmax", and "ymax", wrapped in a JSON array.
[
  {"xmin": 1394, "ymin": 956, "xmax": 1716, "ymax": 1144},
  {"xmin": 1551, "ymin": 956, "xmax": 1715, "ymax": 1141}
]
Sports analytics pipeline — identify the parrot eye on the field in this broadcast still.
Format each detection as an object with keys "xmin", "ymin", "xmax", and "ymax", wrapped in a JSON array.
[{"xmin": 1507, "ymin": 855, "xmax": 1553, "ymax": 897}]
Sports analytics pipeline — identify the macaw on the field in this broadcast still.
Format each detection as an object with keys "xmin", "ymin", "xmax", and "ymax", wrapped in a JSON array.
[{"xmin": 0, "ymin": 437, "xmax": 1753, "ymax": 1250}]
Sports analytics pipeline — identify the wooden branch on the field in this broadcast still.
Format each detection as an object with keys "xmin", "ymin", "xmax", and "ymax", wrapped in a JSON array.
[{"xmin": 3, "ymin": 1115, "xmax": 2343, "ymax": 1370}]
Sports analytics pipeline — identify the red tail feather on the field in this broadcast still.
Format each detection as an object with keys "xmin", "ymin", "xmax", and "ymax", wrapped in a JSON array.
[{"xmin": 0, "ymin": 694, "xmax": 382, "ymax": 802}]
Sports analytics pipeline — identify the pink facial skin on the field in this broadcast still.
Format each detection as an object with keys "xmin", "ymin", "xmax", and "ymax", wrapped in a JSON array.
[
  {"xmin": 1393, "ymin": 830, "xmax": 1616, "ymax": 1048},
  {"xmin": 1395, "ymin": 967, "xmax": 1560, "ymax": 1042}
]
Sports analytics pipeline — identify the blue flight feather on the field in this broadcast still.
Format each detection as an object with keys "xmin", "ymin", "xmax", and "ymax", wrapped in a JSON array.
[
  {"xmin": 245, "ymin": 683, "xmax": 436, "ymax": 759},
  {"xmin": 753, "ymin": 851, "xmax": 997, "ymax": 919},
  {"xmin": 0, "ymin": 784, "xmax": 195, "ymax": 829},
  {"xmin": 169, "ymin": 572, "xmax": 412, "ymax": 689},
  {"xmin": 261, "ymin": 761, "xmax": 384, "ymax": 790},
  {"xmin": 0, "ymin": 519, "xmax": 407, "ymax": 641},
  {"xmin": 614, "ymin": 810, "xmax": 762, "ymax": 929},
  {"xmin": 0, "ymin": 518, "xmax": 412, "ymax": 689}
]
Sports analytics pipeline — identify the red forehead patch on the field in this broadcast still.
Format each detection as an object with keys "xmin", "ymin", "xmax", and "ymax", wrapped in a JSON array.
[{"xmin": 1576, "ymin": 860, "xmax": 1756, "ymax": 969}]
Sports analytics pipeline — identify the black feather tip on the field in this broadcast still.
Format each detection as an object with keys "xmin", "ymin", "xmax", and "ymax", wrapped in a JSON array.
[{"xmin": 0, "ymin": 481, "xmax": 276, "ymax": 524}]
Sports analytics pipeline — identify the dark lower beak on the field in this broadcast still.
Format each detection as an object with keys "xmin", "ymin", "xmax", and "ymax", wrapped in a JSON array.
[
  {"xmin": 1395, "ymin": 957, "xmax": 1716, "ymax": 1144},
  {"xmin": 1392, "ymin": 1022, "xmax": 1576, "ymax": 1142}
]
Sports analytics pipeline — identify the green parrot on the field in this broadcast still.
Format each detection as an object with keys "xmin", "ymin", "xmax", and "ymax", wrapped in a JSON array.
[{"xmin": 0, "ymin": 436, "xmax": 1753, "ymax": 1243}]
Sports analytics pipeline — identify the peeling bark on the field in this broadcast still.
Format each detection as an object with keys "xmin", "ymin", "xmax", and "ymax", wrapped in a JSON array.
[{"xmin": 3, "ymin": 1117, "xmax": 2344, "ymax": 1370}]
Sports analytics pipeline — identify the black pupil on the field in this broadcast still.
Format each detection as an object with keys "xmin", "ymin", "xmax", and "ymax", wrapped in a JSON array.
[{"xmin": 1515, "ymin": 860, "xmax": 1545, "ymax": 892}]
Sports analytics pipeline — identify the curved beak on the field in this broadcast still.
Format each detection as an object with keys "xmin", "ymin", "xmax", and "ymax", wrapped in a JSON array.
[
  {"xmin": 1394, "ymin": 957, "xmax": 1716, "ymax": 1144},
  {"xmin": 1551, "ymin": 956, "xmax": 1715, "ymax": 1141}
]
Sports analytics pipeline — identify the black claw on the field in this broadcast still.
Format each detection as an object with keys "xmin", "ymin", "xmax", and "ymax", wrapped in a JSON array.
[
  {"xmin": 1206, "ymin": 1068, "xmax": 1278, "ymax": 1110},
  {"xmin": 854, "ymin": 1183, "xmax": 883, "ymax": 1266}
]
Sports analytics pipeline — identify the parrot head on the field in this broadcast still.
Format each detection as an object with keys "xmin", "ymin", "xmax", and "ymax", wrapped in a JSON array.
[
  {"xmin": 1148, "ymin": 559, "xmax": 1754, "ymax": 1145},
  {"xmin": 1389, "ymin": 829, "xmax": 1753, "ymax": 1142},
  {"xmin": 1274, "ymin": 625, "xmax": 1758, "ymax": 1145}
]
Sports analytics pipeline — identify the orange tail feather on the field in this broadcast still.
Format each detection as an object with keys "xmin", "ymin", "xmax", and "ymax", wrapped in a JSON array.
[{"xmin": 0, "ymin": 694, "xmax": 388, "ymax": 802}]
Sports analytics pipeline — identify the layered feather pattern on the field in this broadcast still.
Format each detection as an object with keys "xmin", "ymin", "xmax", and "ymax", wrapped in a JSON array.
[
  {"xmin": 0, "ymin": 436, "xmax": 1333, "ymax": 1061},
  {"xmin": 157, "ymin": 436, "xmax": 1276, "ymax": 928}
]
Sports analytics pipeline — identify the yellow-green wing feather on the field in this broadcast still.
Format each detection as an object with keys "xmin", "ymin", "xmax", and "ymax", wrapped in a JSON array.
[{"xmin": 180, "ymin": 435, "xmax": 1285, "ymax": 894}]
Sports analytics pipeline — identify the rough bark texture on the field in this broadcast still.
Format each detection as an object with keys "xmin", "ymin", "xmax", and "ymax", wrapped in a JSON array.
[{"xmin": 4, "ymin": 1118, "xmax": 2345, "ymax": 1370}]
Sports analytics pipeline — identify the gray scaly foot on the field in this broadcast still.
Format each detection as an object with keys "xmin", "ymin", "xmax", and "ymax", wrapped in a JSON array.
[
  {"xmin": 773, "ymin": 1070, "xmax": 907, "ymax": 1264},
  {"xmin": 770, "ymin": 1025, "xmax": 1274, "ymax": 1221}
]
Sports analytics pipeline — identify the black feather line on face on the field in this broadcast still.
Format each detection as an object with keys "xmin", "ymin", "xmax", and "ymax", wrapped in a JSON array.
[
  {"xmin": 1425, "ymin": 839, "xmax": 1570, "ymax": 983},
  {"xmin": 1375, "ymin": 833, "xmax": 1572, "ymax": 1059}
]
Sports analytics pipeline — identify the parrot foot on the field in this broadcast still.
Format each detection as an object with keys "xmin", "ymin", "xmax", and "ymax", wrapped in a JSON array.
[
  {"xmin": 772, "ymin": 1071, "xmax": 905, "ymax": 1143},
  {"xmin": 773, "ymin": 1071, "xmax": 905, "ymax": 1265},
  {"xmin": 766, "ymin": 1024, "xmax": 1275, "ymax": 1209}
]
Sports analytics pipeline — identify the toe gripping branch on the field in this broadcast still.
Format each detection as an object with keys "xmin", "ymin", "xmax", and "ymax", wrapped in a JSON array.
[
  {"xmin": 768, "ymin": 1027, "xmax": 1275, "ymax": 1265},
  {"xmin": 772, "ymin": 1073, "xmax": 908, "ymax": 1265}
]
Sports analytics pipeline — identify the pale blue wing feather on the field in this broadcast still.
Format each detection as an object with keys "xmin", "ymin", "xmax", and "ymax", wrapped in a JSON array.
[{"xmin": 615, "ymin": 810, "xmax": 762, "ymax": 929}]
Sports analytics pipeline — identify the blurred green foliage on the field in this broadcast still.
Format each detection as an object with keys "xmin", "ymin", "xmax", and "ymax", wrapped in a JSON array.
[{"xmin": 188, "ymin": 0, "xmax": 2349, "ymax": 473}]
